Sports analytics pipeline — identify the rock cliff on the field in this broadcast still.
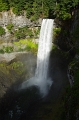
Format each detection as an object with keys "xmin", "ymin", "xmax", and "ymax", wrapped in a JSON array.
[{"xmin": 0, "ymin": 10, "xmax": 42, "ymax": 27}]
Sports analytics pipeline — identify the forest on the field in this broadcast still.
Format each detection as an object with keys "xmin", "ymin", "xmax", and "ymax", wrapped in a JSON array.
[{"xmin": 0, "ymin": 0, "xmax": 79, "ymax": 20}]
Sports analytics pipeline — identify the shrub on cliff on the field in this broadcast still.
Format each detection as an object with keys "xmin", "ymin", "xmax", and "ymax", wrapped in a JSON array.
[
  {"xmin": 14, "ymin": 26, "xmax": 34, "ymax": 39},
  {"xmin": 0, "ymin": 2, "xmax": 9, "ymax": 11},
  {"xmin": 6, "ymin": 24, "xmax": 14, "ymax": 33},
  {"xmin": 0, "ymin": 26, "xmax": 5, "ymax": 36},
  {"xmin": 14, "ymin": 39, "xmax": 38, "ymax": 54},
  {"xmin": 0, "ymin": 46, "xmax": 14, "ymax": 54}
]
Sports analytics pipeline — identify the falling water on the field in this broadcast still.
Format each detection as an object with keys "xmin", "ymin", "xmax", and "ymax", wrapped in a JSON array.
[{"xmin": 21, "ymin": 19, "xmax": 54, "ymax": 97}]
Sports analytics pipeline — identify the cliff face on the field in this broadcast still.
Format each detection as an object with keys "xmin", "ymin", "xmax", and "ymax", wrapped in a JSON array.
[
  {"xmin": 0, "ymin": 10, "xmax": 42, "ymax": 41},
  {"xmin": 0, "ymin": 10, "xmax": 42, "ymax": 27}
]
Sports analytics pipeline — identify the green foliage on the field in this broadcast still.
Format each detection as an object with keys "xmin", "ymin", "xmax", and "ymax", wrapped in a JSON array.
[
  {"xmin": 0, "ymin": 26, "xmax": 5, "ymax": 36},
  {"xmin": 6, "ymin": 23, "xmax": 14, "ymax": 33},
  {"xmin": 55, "ymin": 0, "xmax": 79, "ymax": 20},
  {"xmin": 26, "ymin": 8, "xmax": 33, "ymax": 18},
  {"xmin": 25, "ymin": 40, "xmax": 38, "ymax": 53},
  {"xmin": 14, "ymin": 26, "xmax": 35, "ymax": 39},
  {"xmin": 12, "ymin": 7, "xmax": 23, "ymax": 15},
  {"xmin": 53, "ymin": 27, "xmax": 61, "ymax": 36},
  {"xmin": 10, "ymin": 62, "xmax": 22, "ymax": 69},
  {"xmin": 28, "ymin": 30, "xmax": 34, "ymax": 37},
  {"xmin": 0, "ymin": 46, "xmax": 14, "ymax": 53},
  {"xmin": 14, "ymin": 26, "xmax": 27, "ymax": 39},
  {"xmin": 30, "ymin": 15, "xmax": 38, "ymax": 22},
  {"xmin": 14, "ymin": 39, "xmax": 38, "ymax": 54},
  {"xmin": 0, "ymin": 61, "xmax": 24, "ymax": 75},
  {"xmin": 0, "ymin": 1, "xmax": 9, "ymax": 11},
  {"xmin": 0, "ymin": 0, "xmax": 79, "ymax": 20},
  {"xmin": 0, "ymin": 49, "xmax": 4, "ymax": 53},
  {"xmin": 33, "ymin": 28, "xmax": 40, "ymax": 37},
  {"xmin": 3, "ymin": 46, "xmax": 13, "ymax": 53},
  {"xmin": 14, "ymin": 30, "xmax": 26, "ymax": 39},
  {"xmin": 14, "ymin": 39, "xmax": 27, "ymax": 51},
  {"xmin": 52, "ymin": 45, "xmax": 58, "ymax": 51},
  {"xmin": 58, "ymin": 11, "xmax": 71, "ymax": 20}
]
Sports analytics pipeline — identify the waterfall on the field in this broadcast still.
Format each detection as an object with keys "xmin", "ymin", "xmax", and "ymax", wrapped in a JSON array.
[
  {"xmin": 21, "ymin": 19, "xmax": 54, "ymax": 97},
  {"xmin": 36, "ymin": 19, "xmax": 54, "ymax": 79}
]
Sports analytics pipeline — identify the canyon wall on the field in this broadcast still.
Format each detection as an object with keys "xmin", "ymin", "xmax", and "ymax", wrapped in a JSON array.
[
  {"xmin": 0, "ymin": 10, "xmax": 42, "ymax": 41},
  {"xmin": 0, "ymin": 10, "xmax": 42, "ymax": 27}
]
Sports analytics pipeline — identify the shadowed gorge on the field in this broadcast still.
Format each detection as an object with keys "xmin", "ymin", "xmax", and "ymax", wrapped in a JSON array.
[{"xmin": 0, "ymin": 19, "xmax": 69, "ymax": 120}]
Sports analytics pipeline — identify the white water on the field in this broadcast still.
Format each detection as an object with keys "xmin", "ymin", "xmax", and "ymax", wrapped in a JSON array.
[{"xmin": 21, "ymin": 19, "xmax": 54, "ymax": 97}]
